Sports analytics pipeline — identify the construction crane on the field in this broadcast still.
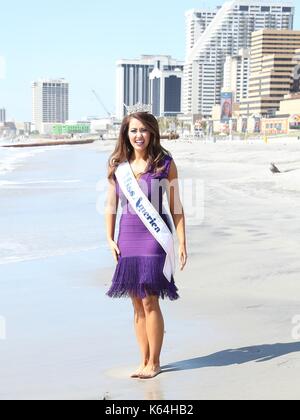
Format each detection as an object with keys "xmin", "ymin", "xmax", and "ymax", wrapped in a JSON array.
[{"xmin": 91, "ymin": 90, "xmax": 112, "ymax": 118}]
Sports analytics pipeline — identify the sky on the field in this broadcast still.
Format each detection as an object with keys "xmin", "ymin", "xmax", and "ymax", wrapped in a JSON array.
[{"xmin": 0, "ymin": 0, "xmax": 299, "ymax": 121}]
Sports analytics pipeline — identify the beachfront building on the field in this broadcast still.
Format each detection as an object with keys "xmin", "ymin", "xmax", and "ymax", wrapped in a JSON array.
[
  {"xmin": 0, "ymin": 122, "xmax": 16, "ymax": 137},
  {"xmin": 40, "ymin": 121, "xmax": 91, "ymax": 136},
  {"xmin": 240, "ymin": 30, "xmax": 300, "ymax": 117},
  {"xmin": 223, "ymin": 49, "xmax": 250, "ymax": 103},
  {"xmin": 183, "ymin": 1, "xmax": 295, "ymax": 118},
  {"xmin": 279, "ymin": 93, "xmax": 300, "ymax": 114},
  {"xmin": 51, "ymin": 122, "xmax": 90, "ymax": 136},
  {"xmin": 150, "ymin": 64, "xmax": 184, "ymax": 118},
  {"xmin": 0, "ymin": 108, "xmax": 6, "ymax": 123},
  {"xmin": 116, "ymin": 55, "xmax": 184, "ymax": 120},
  {"xmin": 260, "ymin": 91, "xmax": 300, "ymax": 135},
  {"xmin": 261, "ymin": 114, "xmax": 300, "ymax": 135},
  {"xmin": 32, "ymin": 79, "xmax": 69, "ymax": 134}
]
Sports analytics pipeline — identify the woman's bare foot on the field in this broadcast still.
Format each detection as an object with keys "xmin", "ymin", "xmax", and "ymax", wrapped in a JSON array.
[
  {"xmin": 139, "ymin": 365, "xmax": 162, "ymax": 380},
  {"xmin": 130, "ymin": 365, "xmax": 148, "ymax": 379}
]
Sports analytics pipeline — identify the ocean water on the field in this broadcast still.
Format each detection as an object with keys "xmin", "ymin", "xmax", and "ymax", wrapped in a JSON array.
[
  {"xmin": 0, "ymin": 144, "xmax": 127, "ymax": 399},
  {"xmin": 0, "ymin": 147, "xmax": 45, "ymax": 175},
  {"xmin": 0, "ymin": 144, "xmax": 111, "ymax": 267}
]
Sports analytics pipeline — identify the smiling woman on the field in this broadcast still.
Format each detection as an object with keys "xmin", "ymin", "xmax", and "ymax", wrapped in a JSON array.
[
  {"xmin": 105, "ymin": 112, "xmax": 188, "ymax": 380},
  {"xmin": 108, "ymin": 113, "xmax": 170, "ymax": 181}
]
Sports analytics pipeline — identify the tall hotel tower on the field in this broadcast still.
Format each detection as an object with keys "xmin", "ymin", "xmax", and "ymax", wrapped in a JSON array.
[
  {"xmin": 240, "ymin": 29, "xmax": 300, "ymax": 116},
  {"xmin": 32, "ymin": 79, "xmax": 69, "ymax": 134},
  {"xmin": 116, "ymin": 55, "xmax": 184, "ymax": 120},
  {"xmin": 183, "ymin": 0, "xmax": 295, "ymax": 117}
]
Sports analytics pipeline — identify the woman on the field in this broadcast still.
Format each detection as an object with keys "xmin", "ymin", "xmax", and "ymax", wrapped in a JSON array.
[
  {"xmin": 221, "ymin": 100, "xmax": 232, "ymax": 121},
  {"xmin": 105, "ymin": 112, "xmax": 187, "ymax": 380}
]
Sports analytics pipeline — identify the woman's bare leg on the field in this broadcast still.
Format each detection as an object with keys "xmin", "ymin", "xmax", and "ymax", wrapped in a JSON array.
[
  {"xmin": 140, "ymin": 295, "xmax": 164, "ymax": 378},
  {"xmin": 131, "ymin": 297, "xmax": 150, "ymax": 377}
]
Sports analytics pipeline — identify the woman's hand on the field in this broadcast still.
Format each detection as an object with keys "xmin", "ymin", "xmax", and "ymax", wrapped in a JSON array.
[
  {"xmin": 108, "ymin": 239, "xmax": 121, "ymax": 263},
  {"xmin": 179, "ymin": 244, "xmax": 188, "ymax": 271}
]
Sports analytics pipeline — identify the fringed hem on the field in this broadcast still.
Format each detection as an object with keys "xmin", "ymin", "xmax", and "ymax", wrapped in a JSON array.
[{"xmin": 107, "ymin": 256, "xmax": 179, "ymax": 301}]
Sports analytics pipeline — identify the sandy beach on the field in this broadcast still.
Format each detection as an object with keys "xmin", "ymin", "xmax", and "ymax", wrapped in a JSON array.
[{"xmin": 1, "ymin": 137, "xmax": 300, "ymax": 400}]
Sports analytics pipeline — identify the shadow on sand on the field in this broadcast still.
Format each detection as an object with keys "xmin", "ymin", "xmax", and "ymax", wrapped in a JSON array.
[
  {"xmin": 282, "ymin": 168, "xmax": 300, "ymax": 173},
  {"xmin": 163, "ymin": 342, "xmax": 300, "ymax": 373}
]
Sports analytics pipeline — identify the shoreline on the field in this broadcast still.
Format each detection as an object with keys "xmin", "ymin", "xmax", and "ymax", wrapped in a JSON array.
[{"xmin": 1, "ymin": 138, "xmax": 97, "ymax": 148}]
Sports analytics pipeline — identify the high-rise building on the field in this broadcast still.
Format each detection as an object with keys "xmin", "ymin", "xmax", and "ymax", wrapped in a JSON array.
[
  {"xmin": 116, "ymin": 55, "xmax": 184, "ymax": 120},
  {"xmin": 223, "ymin": 48, "xmax": 250, "ymax": 103},
  {"xmin": 0, "ymin": 108, "xmax": 6, "ymax": 123},
  {"xmin": 150, "ymin": 63, "xmax": 184, "ymax": 118},
  {"xmin": 32, "ymin": 79, "xmax": 69, "ymax": 134},
  {"xmin": 183, "ymin": 1, "xmax": 295, "ymax": 117},
  {"xmin": 240, "ymin": 29, "xmax": 300, "ymax": 116}
]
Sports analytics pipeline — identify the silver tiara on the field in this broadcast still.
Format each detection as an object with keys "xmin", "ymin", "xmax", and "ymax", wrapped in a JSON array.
[{"xmin": 124, "ymin": 102, "xmax": 152, "ymax": 115}]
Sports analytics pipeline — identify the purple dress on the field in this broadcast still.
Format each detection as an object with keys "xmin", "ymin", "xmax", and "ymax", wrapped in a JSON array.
[{"xmin": 107, "ymin": 155, "xmax": 179, "ymax": 300}]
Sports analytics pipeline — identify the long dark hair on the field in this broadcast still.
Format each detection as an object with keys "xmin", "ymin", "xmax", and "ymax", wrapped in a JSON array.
[{"xmin": 108, "ymin": 112, "xmax": 171, "ymax": 180}]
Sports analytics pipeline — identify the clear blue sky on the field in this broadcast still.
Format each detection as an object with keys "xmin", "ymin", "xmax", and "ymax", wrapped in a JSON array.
[{"xmin": 0, "ymin": 0, "xmax": 299, "ymax": 121}]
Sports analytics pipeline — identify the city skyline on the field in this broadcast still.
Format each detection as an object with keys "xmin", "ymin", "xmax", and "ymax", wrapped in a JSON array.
[
  {"xmin": 0, "ymin": 0, "xmax": 299, "ymax": 121},
  {"xmin": 183, "ymin": 1, "xmax": 295, "ymax": 117}
]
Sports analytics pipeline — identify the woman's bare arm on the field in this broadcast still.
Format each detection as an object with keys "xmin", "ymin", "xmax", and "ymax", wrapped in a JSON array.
[
  {"xmin": 167, "ymin": 160, "xmax": 188, "ymax": 271},
  {"xmin": 105, "ymin": 179, "xmax": 121, "ymax": 262}
]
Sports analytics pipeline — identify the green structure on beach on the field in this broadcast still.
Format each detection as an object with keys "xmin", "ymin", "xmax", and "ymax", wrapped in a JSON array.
[{"xmin": 52, "ymin": 123, "xmax": 90, "ymax": 135}]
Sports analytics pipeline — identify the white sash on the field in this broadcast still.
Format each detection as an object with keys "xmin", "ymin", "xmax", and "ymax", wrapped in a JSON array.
[{"xmin": 115, "ymin": 162, "xmax": 175, "ymax": 283}]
